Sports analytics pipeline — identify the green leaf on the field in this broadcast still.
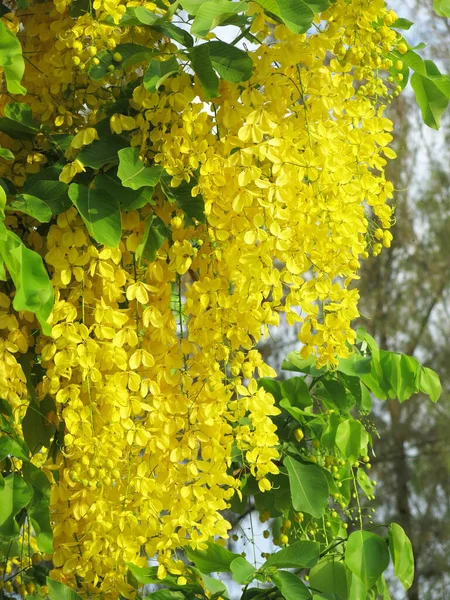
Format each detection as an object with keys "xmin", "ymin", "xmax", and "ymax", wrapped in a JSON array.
[
  {"xmin": 0, "ymin": 103, "xmax": 39, "ymax": 139},
  {"xmin": 127, "ymin": 563, "xmax": 204, "ymax": 594},
  {"xmin": 94, "ymin": 170, "xmax": 154, "ymax": 211},
  {"xmin": 271, "ymin": 570, "xmax": 312, "ymax": 600},
  {"xmin": 198, "ymin": 573, "xmax": 229, "ymax": 598},
  {"xmin": 208, "ymin": 41, "xmax": 254, "ymax": 83},
  {"xmin": 391, "ymin": 18, "xmax": 413, "ymax": 30},
  {"xmin": 397, "ymin": 50, "xmax": 427, "ymax": 77},
  {"xmin": 22, "ymin": 169, "xmax": 71, "ymax": 214},
  {"xmin": 309, "ymin": 556, "xmax": 348, "ymax": 599},
  {"xmin": 282, "ymin": 352, "xmax": 325, "ymax": 376},
  {"xmin": 230, "ymin": 556, "xmax": 257, "ymax": 584},
  {"xmin": 160, "ymin": 174, "xmax": 205, "ymax": 224},
  {"xmin": 396, "ymin": 354, "xmax": 420, "ymax": 402},
  {"xmin": 368, "ymin": 351, "xmax": 420, "ymax": 401},
  {"xmin": 22, "ymin": 396, "xmax": 56, "ymax": 453},
  {"xmin": 256, "ymin": 0, "xmax": 327, "ymax": 34},
  {"xmin": 10, "ymin": 194, "xmax": 52, "ymax": 222},
  {"xmin": 338, "ymin": 374, "xmax": 359, "ymax": 410},
  {"xmin": 241, "ymin": 591, "xmax": 275, "ymax": 600},
  {"xmin": 376, "ymin": 575, "xmax": 392, "ymax": 600},
  {"xmin": 411, "ymin": 72, "xmax": 449, "ymax": 129},
  {"xmin": 69, "ymin": 0, "xmax": 90, "ymax": 16},
  {"xmin": 335, "ymin": 419, "xmax": 369, "ymax": 461},
  {"xmin": 356, "ymin": 327, "xmax": 379, "ymax": 354},
  {"xmin": 179, "ymin": 0, "xmax": 209, "ymax": 14},
  {"xmin": 241, "ymin": 474, "xmax": 262, "ymax": 497},
  {"xmin": 129, "ymin": 5, "xmax": 161, "ymax": 23},
  {"xmin": 78, "ymin": 135, "xmax": 128, "ymax": 169},
  {"xmin": 347, "ymin": 569, "xmax": 366, "ymax": 600},
  {"xmin": 359, "ymin": 383, "xmax": 372, "ymax": 413},
  {"xmin": 50, "ymin": 133, "xmax": 74, "ymax": 153},
  {"xmin": 23, "ymin": 463, "xmax": 53, "ymax": 554},
  {"xmin": 186, "ymin": 541, "xmax": 239, "ymax": 573},
  {"xmin": 144, "ymin": 57, "xmax": 179, "ymax": 92},
  {"xmin": 68, "ymin": 184, "xmax": 122, "ymax": 247},
  {"xmin": 418, "ymin": 366, "xmax": 441, "ymax": 402},
  {"xmin": 5, "ymin": 103, "xmax": 38, "ymax": 126},
  {"xmin": 0, "ymin": 147, "xmax": 14, "ymax": 161},
  {"xmin": 280, "ymin": 398, "xmax": 309, "ymax": 422},
  {"xmin": 345, "ymin": 530, "xmax": 390, "ymax": 590},
  {"xmin": 47, "ymin": 578, "xmax": 83, "ymax": 600},
  {"xmin": 388, "ymin": 523, "xmax": 414, "ymax": 590},
  {"xmin": 338, "ymin": 355, "xmax": 372, "ymax": 376},
  {"xmin": 0, "ymin": 22, "xmax": 26, "ymax": 95},
  {"xmin": 154, "ymin": 22, "xmax": 194, "ymax": 48},
  {"xmin": 136, "ymin": 215, "xmax": 168, "ymax": 263},
  {"xmin": 281, "ymin": 377, "xmax": 312, "ymax": 409},
  {"xmin": 0, "ymin": 226, "xmax": 53, "ymax": 334},
  {"xmin": 88, "ymin": 43, "xmax": 156, "ymax": 80},
  {"xmin": 434, "ymin": 0, "xmax": 450, "ymax": 17},
  {"xmin": 262, "ymin": 540, "xmax": 320, "ymax": 569},
  {"xmin": 144, "ymin": 592, "xmax": 184, "ymax": 600},
  {"xmin": 116, "ymin": 5, "xmax": 160, "ymax": 24},
  {"xmin": 0, "ymin": 398, "xmax": 13, "ymax": 417},
  {"xmin": 356, "ymin": 469, "xmax": 375, "ymax": 499},
  {"xmin": 321, "ymin": 412, "xmax": 341, "ymax": 451},
  {"xmin": 0, "ymin": 186, "xmax": 5, "ymax": 219},
  {"xmin": 430, "ymin": 74, "xmax": 450, "ymax": 98},
  {"xmin": 284, "ymin": 456, "xmax": 329, "ymax": 518},
  {"xmin": 0, "ymin": 437, "xmax": 30, "ymax": 462},
  {"xmin": 127, "ymin": 564, "xmax": 160, "ymax": 585},
  {"xmin": 118, "ymin": 7, "xmax": 194, "ymax": 46},
  {"xmin": 303, "ymin": 0, "xmax": 330, "ymax": 10},
  {"xmin": 190, "ymin": 0, "xmax": 248, "ymax": 37},
  {"xmin": 0, "ymin": 473, "xmax": 33, "ymax": 538},
  {"xmin": 360, "ymin": 365, "xmax": 388, "ymax": 401},
  {"xmin": 189, "ymin": 44, "xmax": 220, "ymax": 99},
  {"xmin": 318, "ymin": 379, "xmax": 349, "ymax": 412},
  {"xmin": 118, "ymin": 147, "xmax": 163, "ymax": 190},
  {"xmin": 258, "ymin": 378, "xmax": 283, "ymax": 401}
]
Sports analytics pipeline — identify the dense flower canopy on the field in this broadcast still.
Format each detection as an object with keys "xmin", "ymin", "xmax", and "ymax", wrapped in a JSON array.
[{"xmin": 0, "ymin": 0, "xmax": 414, "ymax": 596}]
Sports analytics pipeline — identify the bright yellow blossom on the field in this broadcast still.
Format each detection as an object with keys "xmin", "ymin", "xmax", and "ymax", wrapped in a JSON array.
[{"xmin": 0, "ymin": 0, "xmax": 403, "ymax": 596}]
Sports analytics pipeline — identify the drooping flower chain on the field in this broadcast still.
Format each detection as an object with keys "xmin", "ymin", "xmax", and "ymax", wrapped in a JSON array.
[{"xmin": 0, "ymin": 0, "xmax": 401, "ymax": 595}]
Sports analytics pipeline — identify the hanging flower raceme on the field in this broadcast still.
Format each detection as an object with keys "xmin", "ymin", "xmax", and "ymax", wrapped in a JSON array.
[{"xmin": 0, "ymin": 0, "xmax": 412, "ymax": 595}]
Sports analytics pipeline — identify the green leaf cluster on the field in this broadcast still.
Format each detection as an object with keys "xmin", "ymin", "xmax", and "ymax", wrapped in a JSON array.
[
  {"xmin": 389, "ymin": 40, "xmax": 450, "ymax": 129},
  {"xmin": 433, "ymin": 0, "xmax": 450, "ymax": 17},
  {"xmin": 0, "ymin": 21, "xmax": 26, "ymax": 95},
  {"xmin": 0, "ymin": 410, "xmax": 54, "ymax": 553},
  {"xmin": 0, "ymin": 223, "xmax": 53, "ymax": 334}
]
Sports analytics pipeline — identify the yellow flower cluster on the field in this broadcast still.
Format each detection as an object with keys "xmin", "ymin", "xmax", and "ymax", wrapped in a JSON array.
[
  {"xmin": 25, "ymin": 206, "xmax": 277, "ymax": 597},
  {"xmin": 0, "ymin": 1, "xmax": 162, "ymax": 166},
  {"xmin": 0, "ymin": 0, "xmax": 403, "ymax": 595},
  {"xmin": 0, "ymin": 291, "xmax": 28, "ymax": 415},
  {"xmin": 127, "ymin": 1, "xmax": 398, "ymax": 365}
]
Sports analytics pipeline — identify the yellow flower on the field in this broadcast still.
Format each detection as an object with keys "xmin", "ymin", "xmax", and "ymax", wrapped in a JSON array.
[
  {"xmin": 110, "ymin": 114, "xmax": 137, "ymax": 134},
  {"xmin": 59, "ymin": 160, "xmax": 85, "ymax": 184},
  {"xmin": 70, "ymin": 128, "xmax": 99, "ymax": 150},
  {"xmin": 0, "ymin": 0, "xmax": 403, "ymax": 593}
]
